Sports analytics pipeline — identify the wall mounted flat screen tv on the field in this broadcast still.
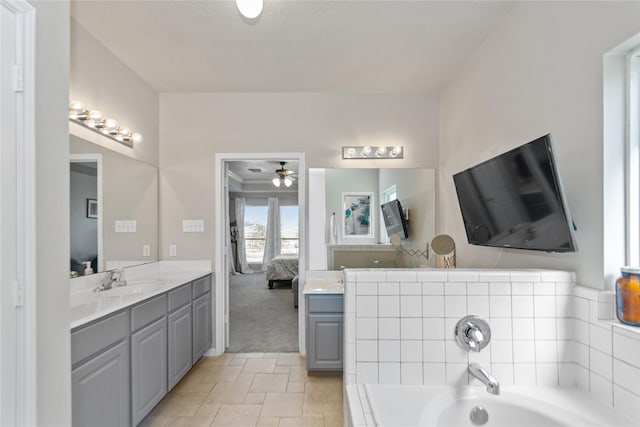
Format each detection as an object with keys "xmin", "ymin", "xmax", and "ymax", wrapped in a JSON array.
[
  {"xmin": 452, "ymin": 134, "xmax": 577, "ymax": 252},
  {"xmin": 381, "ymin": 199, "xmax": 409, "ymax": 239}
]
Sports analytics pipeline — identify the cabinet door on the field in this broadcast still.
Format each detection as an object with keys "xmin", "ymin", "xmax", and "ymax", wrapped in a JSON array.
[
  {"xmin": 72, "ymin": 339, "xmax": 130, "ymax": 427},
  {"xmin": 307, "ymin": 314, "xmax": 344, "ymax": 370},
  {"xmin": 131, "ymin": 317, "xmax": 167, "ymax": 426},
  {"xmin": 168, "ymin": 303, "xmax": 192, "ymax": 390},
  {"xmin": 192, "ymin": 293, "xmax": 211, "ymax": 363}
]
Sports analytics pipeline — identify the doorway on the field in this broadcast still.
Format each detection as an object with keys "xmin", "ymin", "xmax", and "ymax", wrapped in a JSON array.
[{"xmin": 214, "ymin": 153, "xmax": 306, "ymax": 355}]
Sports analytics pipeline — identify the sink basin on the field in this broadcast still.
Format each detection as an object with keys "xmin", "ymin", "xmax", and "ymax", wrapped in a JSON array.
[{"xmin": 100, "ymin": 283, "xmax": 165, "ymax": 297}]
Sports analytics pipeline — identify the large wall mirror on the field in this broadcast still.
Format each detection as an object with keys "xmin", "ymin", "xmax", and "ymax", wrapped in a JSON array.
[
  {"xmin": 70, "ymin": 134, "xmax": 158, "ymax": 277},
  {"xmin": 308, "ymin": 168, "xmax": 436, "ymax": 270}
]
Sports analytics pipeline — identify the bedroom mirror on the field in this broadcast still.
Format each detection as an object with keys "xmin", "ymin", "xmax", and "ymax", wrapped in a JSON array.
[
  {"xmin": 69, "ymin": 134, "xmax": 158, "ymax": 277},
  {"xmin": 308, "ymin": 168, "xmax": 436, "ymax": 270}
]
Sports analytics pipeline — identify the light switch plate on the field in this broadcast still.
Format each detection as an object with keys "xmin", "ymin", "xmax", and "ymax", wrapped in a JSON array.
[
  {"xmin": 182, "ymin": 219, "xmax": 205, "ymax": 233},
  {"xmin": 143, "ymin": 245, "xmax": 150, "ymax": 257},
  {"xmin": 115, "ymin": 220, "xmax": 137, "ymax": 233},
  {"xmin": 169, "ymin": 245, "xmax": 177, "ymax": 257}
]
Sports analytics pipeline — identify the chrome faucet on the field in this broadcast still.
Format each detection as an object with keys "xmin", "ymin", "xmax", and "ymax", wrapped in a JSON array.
[
  {"xmin": 94, "ymin": 269, "xmax": 126, "ymax": 292},
  {"xmin": 455, "ymin": 315, "xmax": 491, "ymax": 352},
  {"xmin": 468, "ymin": 363, "xmax": 500, "ymax": 395}
]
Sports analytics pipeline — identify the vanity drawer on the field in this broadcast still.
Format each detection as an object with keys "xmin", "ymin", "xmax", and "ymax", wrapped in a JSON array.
[
  {"xmin": 307, "ymin": 295, "xmax": 344, "ymax": 314},
  {"xmin": 192, "ymin": 275, "xmax": 211, "ymax": 299},
  {"xmin": 71, "ymin": 310, "xmax": 130, "ymax": 366},
  {"xmin": 168, "ymin": 283, "xmax": 192, "ymax": 312},
  {"xmin": 131, "ymin": 294, "xmax": 167, "ymax": 332}
]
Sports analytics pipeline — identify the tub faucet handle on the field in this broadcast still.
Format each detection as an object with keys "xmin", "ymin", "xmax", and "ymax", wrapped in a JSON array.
[{"xmin": 455, "ymin": 315, "xmax": 491, "ymax": 352}]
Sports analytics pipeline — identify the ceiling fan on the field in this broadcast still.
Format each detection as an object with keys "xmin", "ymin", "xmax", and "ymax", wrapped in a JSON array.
[{"xmin": 273, "ymin": 161, "xmax": 294, "ymax": 187}]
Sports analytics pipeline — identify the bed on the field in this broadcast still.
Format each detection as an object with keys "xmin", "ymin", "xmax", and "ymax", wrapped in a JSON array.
[{"xmin": 266, "ymin": 254, "xmax": 299, "ymax": 289}]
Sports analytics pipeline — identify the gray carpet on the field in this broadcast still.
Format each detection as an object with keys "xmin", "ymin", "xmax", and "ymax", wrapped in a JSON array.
[{"xmin": 228, "ymin": 272, "xmax": 298, "ymax": 352}]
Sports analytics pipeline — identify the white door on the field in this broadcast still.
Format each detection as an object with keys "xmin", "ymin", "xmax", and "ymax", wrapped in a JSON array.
[{"xmin": 1, "ymin": 1, "xmax": 36, "ymax": 425}]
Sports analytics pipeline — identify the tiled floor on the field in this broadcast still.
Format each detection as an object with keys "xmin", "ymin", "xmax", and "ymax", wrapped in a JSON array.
[{"xmin": 141, "ymin": 353, "xmax": 343, "ymax": 427}]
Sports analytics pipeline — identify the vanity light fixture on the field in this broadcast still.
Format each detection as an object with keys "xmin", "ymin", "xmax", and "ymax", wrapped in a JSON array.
[
  {"xmin": 342, "ymin": 145, "xmax": 404, "ymax": 159},
  {"xmin": 236, "ymin": 0, "xmax": 263, "ymax": 19},
  {"xmin": 69, "ymin": 100, "xmax": 143, "ymax": 148}
]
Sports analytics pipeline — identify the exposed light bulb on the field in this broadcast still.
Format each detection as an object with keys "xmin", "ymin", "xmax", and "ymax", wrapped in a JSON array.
[
  {"xmin": 362, "ymin": 146, "xmax": 372, "ymax": 157},
  {"xmin": 376, "ymin": 147, "xmax": 387, "ymax": 157},
  {"xmin": 391, "ymin": 146, "xmax": 402, "ymax": 157},
  {"xmin": 132, "ymin": 133, "xmax": 143, "ymax": 143},
  {"xmin": 272, "ymin": 177, "xmax": 281, "ymax": 187},
  {"xmin": 346, "ymin": 147, "xmax": 356, "ymax": 158},
  {"xmin": 236, "ymin": 0, "xmax": 263, "ymax": 19},
  {"xmin": 284, "ymin": 177, "xmax": 292, "ymax": 187},
  {"xmin": 105, "ymin": 119, "xmax": 118, "ymax": 130},
  {"xmin": 69, "ymin": 100, "xmax": 84, "ymax": 117}
]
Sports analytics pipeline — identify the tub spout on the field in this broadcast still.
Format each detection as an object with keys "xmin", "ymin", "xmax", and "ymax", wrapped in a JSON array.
[{"xmin": 468, "ymin": 363, "xmax": 500, "ymax": 395}]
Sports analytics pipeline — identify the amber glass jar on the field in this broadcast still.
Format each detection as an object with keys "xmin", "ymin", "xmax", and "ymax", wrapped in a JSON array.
[{"xmin": 616, "ymin": 267, "xmax": 640, "ymax": 326}]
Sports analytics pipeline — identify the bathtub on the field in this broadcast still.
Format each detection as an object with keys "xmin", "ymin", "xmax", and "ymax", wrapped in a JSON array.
[{"xmin": 346, "ymin": 384, "xmax": 635, "ymax": 426}]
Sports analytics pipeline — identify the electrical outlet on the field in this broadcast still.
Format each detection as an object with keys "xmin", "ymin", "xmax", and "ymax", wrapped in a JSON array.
[
  {"xmin": 182, "ymin": 219, "xmax": 205, "ymax": 233},
  {"xmin": 169, "ymin": 245, "xmax": 177, "ymax": 257},
  {"xmin": 143, "ymin": 244, "xmax": 150, "ymax": 257}
]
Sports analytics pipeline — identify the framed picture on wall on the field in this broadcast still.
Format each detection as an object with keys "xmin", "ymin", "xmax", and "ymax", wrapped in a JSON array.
[
  {"xmin": 342, "ymin": 192, "xmax": 374, "ymax": 239},
  {"xmin": 86, "ymin": 198, "xmax": 98, "ymax": 218}
]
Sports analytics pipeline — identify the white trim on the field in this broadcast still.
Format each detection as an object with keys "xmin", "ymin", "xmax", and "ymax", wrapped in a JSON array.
[
  {"xmin": 70, "ymin": 154, "xmax": 104, "ymax": 273},
  {"xmin": 1, "ymin": 1, "xmax": 36, "ymax": 425},
  {"xmin": 214, "ymin": 153, "xmax": 306, "ymax": 355}
]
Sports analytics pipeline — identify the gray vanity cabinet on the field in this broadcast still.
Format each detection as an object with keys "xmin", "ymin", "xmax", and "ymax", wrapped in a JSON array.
[
  {"xmin": 131, "ymin": 297, "xmax": 167, "ymax": 426},
  {"xmin": 71, "ymin": 311, "xmax": 130, "ymax": 427},
  {"xmin": 306, "ymin": 294, "xmax": 344, "ymax": 371},
  {"xmin": 192, "ymin": 293, "xmax": 211, "ymax": 363},
  {"xmin": 168, "ymin": 291, "xmax": 193, "ymax": 390}
]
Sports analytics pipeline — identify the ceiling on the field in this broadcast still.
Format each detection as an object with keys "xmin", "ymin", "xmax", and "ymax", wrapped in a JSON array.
[{"xmin": 70, "ymin": 0, "xmax": 514, "ymax": 93}]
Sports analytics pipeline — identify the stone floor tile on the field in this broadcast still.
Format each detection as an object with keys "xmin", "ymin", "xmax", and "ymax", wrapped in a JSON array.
[
  {"xmin": 192, "ymin": 382, "xmax": 216, "ymax": 394},
  {"xmin": 236, "ymin": 373, "xmax": 256, "ymax": 383},
  {"xmin": 234, "ymin": 352, "xmax": 265, "ymax": 359},
  {"xmin": 195, "ymin": 403, "xmax": 222, "ymax": 417},
  {"xmin": 206, "ymin": 381, "xmax": 252, "ymax": 404},
  {"xmin": 256, "ymin": 416, "xmax": 280, "ymax": 426},
  {"xmin": 211, "ymin": 404, "xmax": 262, "ymax": 427},
  {"xmin": 286, "ymin": 382, "xmax": 305, "ymax": 393},
  {"xmin": 166, "ymin": 415, "xmax": 215, "ymax": 427},
  {"xmin": 139, "ymin": 414, "xmax": 171, "ymax": 427},
  {"xmin": 260, "ymin": 392, "xmax": 304, "ymax": 418},
  {"xmin": 245, "ymin": 392, "xmax": 267, "ymax": 404},
  {"xmin": 243, "ymin": 358, "xmax": 278, "ymax": 374},
  {"xmin": 301, "ymin": 402, "xmax": 324, "ymax": 418},
  {"xmin": 273, "ymin": 365, "xmax": 291, "ymax": 374},
  {"xmin": 250, "ymin": 373, "xmax": 289, "ymax": 393},
  {"xmin": 278, "ymin": 417, "xmax": 324, "ymax": 427},
  {"xmin": 230, "ymin": 358, "xmax": 248, "ymax": 366},
  {"xmin": 276, "ymin": 354, "xmax": 305, "ymax": 366}
]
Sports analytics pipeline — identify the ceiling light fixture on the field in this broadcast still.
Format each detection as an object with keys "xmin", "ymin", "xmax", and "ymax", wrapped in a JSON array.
[
  {"xmin": 69, "ymin": 100, "xmax": 143, "ymax": 148},
  {"xmin": 273, "ymin": 161, "xmax": 294, "ymax": 188},
  {"xmin": 342, "ymin": 145, "xmax": 404, "ymax": 160},
  {"xmin": 236, "ymin": 0, "xmax": 263, "ymax": 19}
]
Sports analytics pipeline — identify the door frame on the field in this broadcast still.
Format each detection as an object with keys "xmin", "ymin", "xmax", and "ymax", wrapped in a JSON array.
[
  {"xmin": 213, "ymin": 153, "xmax": 306, "ymax": 355},
  {"xmin": 0, "ymin": 1, "xmax": 36, "ymax": 425}
]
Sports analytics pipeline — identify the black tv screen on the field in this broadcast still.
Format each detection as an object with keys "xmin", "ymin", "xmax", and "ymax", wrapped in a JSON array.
[
  {"xmin": 381, "ymin": 199, "xmax": 408, "ymax": 239},
  {"xmin": 453, "ymin": 134, "xmax": 577, "ymax": 252}
]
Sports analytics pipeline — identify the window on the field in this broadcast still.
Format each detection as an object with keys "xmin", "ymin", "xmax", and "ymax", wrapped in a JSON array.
[
  {"xmin": 244, "ymin": 205, "xmax": 268, "ymax": 264},
  {"xmin": 280, "ymin": 205, "xmax": 299, "ymax": 254},
  {"xmin": 243, "ymin": 204, "xmax": 299, "ymax": 263}
]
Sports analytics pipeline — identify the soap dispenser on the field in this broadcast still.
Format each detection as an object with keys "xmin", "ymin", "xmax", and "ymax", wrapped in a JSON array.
[{"xmin": 83, "ymin": 261, "xmax": 94, "ymax": 276}]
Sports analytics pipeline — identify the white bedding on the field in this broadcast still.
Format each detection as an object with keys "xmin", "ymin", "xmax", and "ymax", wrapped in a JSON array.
[{"xmin": 266, "ymin": 254, "xmax": 299, "ymax": 281}]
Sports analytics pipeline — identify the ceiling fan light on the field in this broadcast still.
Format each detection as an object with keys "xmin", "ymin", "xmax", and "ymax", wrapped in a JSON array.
[
  {"xmin": 272, "ymin": 177, "xmax": 281, "ymax": 187},
  {"xmin": 236, "ymin": 0, "xmax": 263, "ymax": 19},
  {"xmin": 284, "ymin": 177, "xmax": 292, "ymax": 187}
]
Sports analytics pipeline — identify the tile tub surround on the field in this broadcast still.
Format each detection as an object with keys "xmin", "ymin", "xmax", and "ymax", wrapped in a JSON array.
[
  {"xmin": 343, "ymin": 269, "xmax": 576, "ymax": 388},
  {"xmin": 344, "ymin": 268, "xmax": 640, "ymax": 425}
]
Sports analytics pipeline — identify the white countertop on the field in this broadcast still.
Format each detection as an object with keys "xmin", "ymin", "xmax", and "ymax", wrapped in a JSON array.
[
  {"xmin": 303, "ymin": 270, "xmax": 344, "ymax": 294},
  {"xmin": 70, "ymin": 261, "xmax": 212, "ymax": 330}
]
